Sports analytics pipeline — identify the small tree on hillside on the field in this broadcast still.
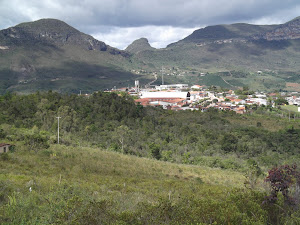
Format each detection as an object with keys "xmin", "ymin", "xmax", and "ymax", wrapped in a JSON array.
[
  {"xmin": 264, "ymin": 165, "xmax": 300, "ymax": 206},
  {"xmin": 114, "ymin": 125, "xmax": 130, "ymax": 153}
]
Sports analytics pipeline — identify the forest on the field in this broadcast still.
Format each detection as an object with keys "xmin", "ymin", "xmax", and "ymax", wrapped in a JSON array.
[
  {"xmin": 0, "ymin": 91, "xmax": 300, "ymax": 224},
  {"xmin": 1, "ymin": 91, "xmax": 299, "ymax": 168}
]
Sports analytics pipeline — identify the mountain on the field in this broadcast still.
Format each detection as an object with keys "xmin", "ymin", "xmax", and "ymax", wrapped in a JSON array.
[
  {"xmin": 0, "ymin": 19, "xmax": 143, "ymax": 94},
  {"xmin": 129, "ymin": 17, "xmax": 300, "ymax": 91},
  {"xmin": 252, "ymin": 16, "xmax": 300, "ymax": 41},
  {"xmin": 0, "ymin": 17, "xmax": 300, "ymax": 93},
  {"xmin": 125, "ymin": 38, "xmax": 155, "ymax": 53},
  {"xmin": 169, "ymin": 23, "xmax": 277, "ymax": 46}
]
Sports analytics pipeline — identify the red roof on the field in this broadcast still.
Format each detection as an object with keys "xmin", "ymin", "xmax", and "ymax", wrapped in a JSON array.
[
  {"xmin": 134, "ymin": 99, "xmax": 150, "ymax": 106},
  {"xmin": 0, "ymin": 143, "xmax": 10, "ymax": 147}
]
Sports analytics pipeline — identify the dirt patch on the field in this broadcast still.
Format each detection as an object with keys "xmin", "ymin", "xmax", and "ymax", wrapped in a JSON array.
[{"xmin": 286, "ymin": 82, "xmax": 300, "ymax": 91}]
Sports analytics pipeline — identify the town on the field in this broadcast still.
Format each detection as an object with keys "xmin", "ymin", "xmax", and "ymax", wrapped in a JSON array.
[{"xmin": 108, "ymin": 80, "xmax": 300, "ymax": 114}]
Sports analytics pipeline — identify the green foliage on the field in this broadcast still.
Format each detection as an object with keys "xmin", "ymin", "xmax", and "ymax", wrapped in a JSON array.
[
  {"xmin": 149, "ymin": 143, "xmax": 161, "ymax": 160},
  {"xmin": 244, "ymin": 159, "xmax": 263, "ymax": 189},
  {"xmin": 275, "ymin": 98, "xmax": 289, "ymax": 106},
  {"xmin": 221, "ymin": 133, "xmax": 238, "ymax": 153},
  {"xmin": 0, "ymin": 145, "xmax": 272, "ymax": 224},
  {"xmin": 0, "ymin": 91, "xmax": 299, "ymax": 223},
  {"xmin": 24, "ymin": 130, "xmax": 50, "ymax": 151}
]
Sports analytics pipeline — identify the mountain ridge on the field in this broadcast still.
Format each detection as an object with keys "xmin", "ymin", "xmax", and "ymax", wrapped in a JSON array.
[
  {"xmin": 0, "ymin": 17, "xmax": 300, "ymax": 93},
  {"xmin": 0, "ymin": 18, "xmax": 130, "ymax": 56},
  {"xmin": 0, "ymin": 19, "xmax": 142, "ymax": 94},
  {"xmin": 252, "ymin": 16, "xmax": 300, "ymax": 41}
]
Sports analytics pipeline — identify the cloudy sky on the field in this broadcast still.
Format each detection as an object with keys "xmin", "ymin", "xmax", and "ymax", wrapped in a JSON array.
[{"xmin": 0, "ymin": 0, "xmax": 299, "ymax": 49}]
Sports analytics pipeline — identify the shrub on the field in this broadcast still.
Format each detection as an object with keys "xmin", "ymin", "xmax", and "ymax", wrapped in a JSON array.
[{"xmin": 264, "ymin": 165, "xmax": 300, "ymax": 207}]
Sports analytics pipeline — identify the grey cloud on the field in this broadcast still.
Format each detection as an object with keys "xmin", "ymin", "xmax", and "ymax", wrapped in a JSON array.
[
  {"xmin": 1, "ymin": 0, "xmax": 299, "ymax": 30},
  {"xmin": 0, "ymin": 0, "xmax": 299, "ymax": 49}
]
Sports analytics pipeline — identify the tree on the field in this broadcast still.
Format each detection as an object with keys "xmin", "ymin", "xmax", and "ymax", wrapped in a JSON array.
[
  {"xmin": 275, "ymin": 98, "xmax": 288, "ymax": 106},
  {"xmin": 114, "ymin": 125, "xmax": 130, "ymax": 153},
  {"xmin": 221, "ymin": 133, "xmax": 238, "ymax": 153},
  {"xmin": 264, "ymin": 165, "xmax": 300, "ymax": 206},
  {"xmin": 149, "ymin": 143, "xmax": 161, "ymax": 160},
  {"xmin": 24, "ymin": 129, "xmax": 50, "ymax": 152},
  {"xmin": 57, "ymin": 106, "xmax": 78, "ymax": 133},
  {"xmin": 244, "ymin": 159, "xmax": 263, "ymax": 189}
]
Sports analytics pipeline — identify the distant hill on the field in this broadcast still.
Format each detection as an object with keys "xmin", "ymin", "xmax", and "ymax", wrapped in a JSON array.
[
  {"xmin": 0, "ymin": 19, "xmax": 144, "ymax": 94},
  {"xmin": 125, "ymin": 38, "xmax": 155, "ymax": 53},
  {"xmin": 169, "ymin": 23, "xmax": 277, "ymax": 46},
  {"xmin": 129, "ymin": 17, "xmax": 300, "ymax": 91}
]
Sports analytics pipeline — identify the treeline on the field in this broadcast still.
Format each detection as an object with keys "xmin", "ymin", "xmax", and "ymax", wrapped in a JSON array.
[{"xmin": 0, "ymin": 91, "xmax": 299, "ymax": 170}]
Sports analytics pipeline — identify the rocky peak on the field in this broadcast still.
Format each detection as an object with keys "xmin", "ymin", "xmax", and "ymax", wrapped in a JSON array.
[
  {"xmin": 252, "ymin": 16, "xmax": 300, "ymax": 41},
  {"xmin": 0, "ymin": 18, "xmax": 126, "ymax": 53},
  {"xmin": 125, "ymin": 38, "xmax": 155, "ymax": 53}
]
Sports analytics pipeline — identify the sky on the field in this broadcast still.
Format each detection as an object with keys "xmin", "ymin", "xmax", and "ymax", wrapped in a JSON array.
[{"xmin": 0, "ymin": 0, "xmax": 299, "ymax": 49}]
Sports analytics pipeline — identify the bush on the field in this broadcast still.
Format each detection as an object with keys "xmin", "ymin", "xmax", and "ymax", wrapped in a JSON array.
[{"xmin": 0, "ymin": 153, "xmax": 10, "ymax": 161}]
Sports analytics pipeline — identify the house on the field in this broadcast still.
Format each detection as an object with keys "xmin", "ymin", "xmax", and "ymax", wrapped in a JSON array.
[
  {"xmin": 140, "ymin": 91, "xmax": 190, "ymax": 100},
  {"xmin": 135, "ymin": 98, "xmax": 186, "ymax": 108},
  {"xmin": 0, "ymin": 143, "xmax": 11, "ymax": 153},
  {"xmin": 155, "ymin": 84, "xmax": 188, "ymax": 90},
  {"xmin": 191, "ymin": 85, "xmax": 203, "ymax": 89}
]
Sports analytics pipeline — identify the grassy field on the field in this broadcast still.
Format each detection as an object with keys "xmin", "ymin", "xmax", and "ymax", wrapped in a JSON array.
[
  {"xmin": 281, "ymin": 105, "xmax": 300, "ymax": 113},
  {"xmin": 1, "ymin": 143, "xmax": 287, "ymax": 224}
]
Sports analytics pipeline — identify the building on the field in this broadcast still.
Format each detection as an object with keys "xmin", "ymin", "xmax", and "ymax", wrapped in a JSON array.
[
  {"xmin": 135, "ymin": 98, "xmax": 186, "ymax": 108},
  {"xmin": 191, "ymin": 85, "xmax": 203, "ymax": 89},
  {"xmin": 140, "ymin": 91, "xmax": 190, "ymax": 99},
  {"xmin": 155, "ymin": 84, "xmax": 188, "ymax": 90},
  {"xmin": 0, "ymin": 143, "xmax": 11, "ymax": 153}
]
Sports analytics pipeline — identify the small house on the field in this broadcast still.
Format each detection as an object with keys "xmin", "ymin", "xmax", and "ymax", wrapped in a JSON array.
[{"xmin": 0, "ymin": 143, "xmax": 11, "ymax": 153}]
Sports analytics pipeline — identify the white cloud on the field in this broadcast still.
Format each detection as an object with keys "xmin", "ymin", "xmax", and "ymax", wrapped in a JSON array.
[{"xmin": 92, "ymin": 26, "xmax": 198, "ymax": 49}]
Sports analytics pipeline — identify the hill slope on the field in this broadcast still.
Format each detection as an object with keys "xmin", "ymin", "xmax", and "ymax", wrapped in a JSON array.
[
  {"xmin": 130, "ymin": 17, "xmax": 300, "ymax": 91},
  {"xmin": 0, "ymin": 17, "xmax": 300, "ymax": 93},
  {"xmin": 0, "ymin": 19, "xmax": 145, "ymax": 94},
  {"xmin": 0, "ymin": 144, "xmax": 279, "ymax": 224}
]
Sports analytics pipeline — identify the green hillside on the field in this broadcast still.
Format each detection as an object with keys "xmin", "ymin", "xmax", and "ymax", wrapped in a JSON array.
[
  {"xmin": 129, "ymin": 17, "xmax": 300, "ymax": 91},
  {"xmin": 0, "ymin": 91, "xmax": 299, "ymax": 224},
  {"xmin": 0, "ymin": 19, "xmax": 152, "ymax": 94},
  {"xmin": 0, "ymin": 144, "xmax": 253, "ymax": 224},
  {"xmin": 172, "ymin": 23, "xmax": 277, "ymax": 44}
]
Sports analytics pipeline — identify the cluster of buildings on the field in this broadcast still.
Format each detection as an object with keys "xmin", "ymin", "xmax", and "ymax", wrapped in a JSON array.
[{"xmin": 129, "ymin": 82, "xmax": 300, "ymax": 113}]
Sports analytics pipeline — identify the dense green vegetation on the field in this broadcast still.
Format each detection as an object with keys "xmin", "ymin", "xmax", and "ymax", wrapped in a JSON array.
[
  {"xmin": 0, "ymin": 91, "xmax": 300, "ymax": 224},
  {"xmin": 0, "ymin": 91, "xmax": 299, "ymax": 167}
]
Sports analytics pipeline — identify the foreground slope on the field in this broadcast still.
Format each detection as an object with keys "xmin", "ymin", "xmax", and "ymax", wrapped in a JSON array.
[{"xmin": 0, "ymin": 144, "xmax": 278, "ymax": 224}]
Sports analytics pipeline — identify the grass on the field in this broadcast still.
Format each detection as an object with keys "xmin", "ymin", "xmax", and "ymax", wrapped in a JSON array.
[
  {"xmin": 223, "ymin": 112, "xmax": 300, "ymax": 132},
  {"xmin": 281, "ymin": 105, "xmax": 300, "ymax": 113},
  {"xmin": 1, "ymin": 143, "xmax": 278, "ymax": 224}
]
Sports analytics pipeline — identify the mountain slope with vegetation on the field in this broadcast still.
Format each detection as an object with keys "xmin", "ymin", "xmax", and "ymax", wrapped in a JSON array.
[
  {"xmin": 130, "ymin": 17, "xmax": 300, "ymax": 91},
  {"xmin": 0, "ymin": 19, "xmax": 149, "ymax": 94},
  {"xmin": 0, "ymin": 17, "xmax": 300, "ymax": 93}
]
